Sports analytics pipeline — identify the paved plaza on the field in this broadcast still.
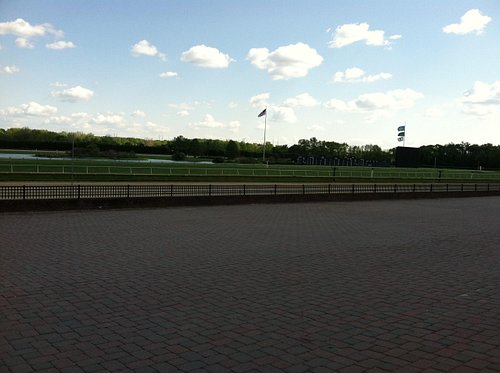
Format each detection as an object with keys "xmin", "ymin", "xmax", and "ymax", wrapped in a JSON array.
[{"xmin": 1, "ymin": 197, "xmax": 500, "ymax": 372}]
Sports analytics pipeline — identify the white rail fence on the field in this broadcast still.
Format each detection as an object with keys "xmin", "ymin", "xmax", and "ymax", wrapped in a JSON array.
[{"xmin": 1, "ymin": 163, "xmax": 499, "ymax": 180}]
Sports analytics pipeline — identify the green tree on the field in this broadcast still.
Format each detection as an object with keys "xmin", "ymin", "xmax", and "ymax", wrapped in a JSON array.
[
  {"xmin": 172, "ymin": 151, "xmax": 186, "ymax": 161},
  {"xmin": 225, "ymin": 140, "xmax": 240, "ymax": 159},
  {"xmin": 189, "ymin": 138, "xmax": 203, "ymax": 157}
]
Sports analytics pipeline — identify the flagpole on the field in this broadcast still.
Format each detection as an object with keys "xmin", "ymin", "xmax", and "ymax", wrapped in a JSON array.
[
  {"xmin": 404, "ymin": 121, "xmax": 406, "ymax": 147},
  {"xmin": 262, "ymin": 107, "xmax": 267, "ymax": 163}
]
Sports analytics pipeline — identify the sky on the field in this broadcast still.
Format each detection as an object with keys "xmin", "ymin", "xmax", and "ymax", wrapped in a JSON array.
[{"xmin": 0, "ymin": 0, "xmax": 499, "ymax": 149}]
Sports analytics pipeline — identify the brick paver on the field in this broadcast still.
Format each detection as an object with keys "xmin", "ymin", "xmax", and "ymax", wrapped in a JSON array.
[{"xmin": 1, "ymin": 197, "xmax": 500, "ymax": 372}]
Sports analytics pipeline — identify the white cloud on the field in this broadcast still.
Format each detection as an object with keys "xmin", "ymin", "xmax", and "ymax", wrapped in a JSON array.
[
  {"xmin": 364, "ymin": 73, "xmax": 393, "ymax": 83},
  {"xmin": 168, "ymin": 101, "xmax": 212, "ymax": 118},
  {"xmin": 334, "ymin": 67, "xmax": 392, "ymax": 83},
  {"xmin": 0, "ymin": 101, "xmax": 58, "ymax": 117},
  {"xmin": 181, "ymin": 44, "xmax": 233, "ymax": 68},
  {"xmin": 329, "ymin": 23, "xmax": 399, "ymax": 48},
  {"xmin": 249, "ymin": 93, "xmax": 297, "ymax": 123},
  {"xmin": 0, "ymin": 18, "xmax": 63, "ymax": 48},
  {"xmin": 459, "ymin": 80, "xmax": 500, "ymax": 118},
  {"xmin": 356, "ymin": 89, "xmax": 423, "ymax": 111},
  {"xmin": 307, "ymin": 124, "xmax": 325, "ymax": 131},
  {"xmin": 131, "ymin": 110, "xmax": 146, "ymax": 117},
  {"xmin": 269, "ymin": 106, "xmax": 297, "ymax": 123},
  {"xmin": 247, "ymin": 49, "xmax": 270, "ymax": 70},
  {"xmin": 42, "ymin": 115, "xmax": 71, "ymax": 125},
  {"xmin": 91, "ymin": 113, "xmax": 124, "ymax": 125},
  {"xmin": 1, "ymin": 65, "xmax": 20, "ymax": 74},
  {"xmin": 15, "ymin": 37, "xmax": 34, "ymax": 49},
  {"xmin": 46, "ymin": 41, "xmax": 76, "ymax": 50},
  {"xmin": 424, "ymin": 106, "xmax": 445, "ymax": 118},
  {"xmin": 344, "ymin": 67, "xmax": 365, "ymax": 79},
  {"xmin": 247, "ymin": 42, "xmax": 323, "ymax": 80},
  {"xmin": 189, "ymin": 114, "xmax": 240, "ymax": 131},
  {"xmin": 284, "ymin": 93, "xmax": 320, "ymax": 108},
  {"xmin": 145, "ymin": 121, "xmax": 165, "ymax": 132},
  {"xmin": 250, "ymin": 93, "xmax": 270, "ymax": 108},
  {"xmin": 160, "ymin": 71, "xmax": 178, "ymax": 78},
  {"xmin": 36, "ymin": 111, "xmax": 170, "ymax": 138},
  {"xmin": 158, "ymin": 53, "xmax": 167, "ymax": 62},
  {"xmin": 0, "ymin": 18, "xmax": 62, "ymax": 38},
  {"xmin": 461, "ymin": 81, "xmax": 500, "ymax": 104},
  {"xmin": 324, "ymin": 99, "xmax": 350, "ymax": 111},
  {"xmin": 131, "ymin": 39, "xmax": 162, "ymax": 57},
  {"xmin": 443, "ymin": 9, "xmax": 491, "ymax": 35},
  {"xmin": 51, "ymin": 81, "xmax": 67, "ymax": 88},
  {"xmin": 71, "ymin": 112, "xmax": 90, "ymax": 120},
  {"xmin": 52, "ymin": 85, "xmax": 94, "ymax": 102},
  {"xmin": 227, "ymin": 121, "xmax": 240, "ymax": 130},
  {"xmin": 325, "ymin": 89, "xmax": 424, "ymax": 115}
]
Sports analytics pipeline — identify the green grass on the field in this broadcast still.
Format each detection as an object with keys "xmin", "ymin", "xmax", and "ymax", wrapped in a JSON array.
[
  {"xmin": 1, "ymin": 157, "xmax": 499, "ymax": 183},
  {"xmin": 0, "ymin": 149, "xmax": 37, "ymax": 154}
]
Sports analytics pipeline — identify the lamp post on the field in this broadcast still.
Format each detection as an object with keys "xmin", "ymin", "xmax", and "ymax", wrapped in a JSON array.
[{"xmin": 71, "ymin": 135, "xmax": 75, "ymax": 185}]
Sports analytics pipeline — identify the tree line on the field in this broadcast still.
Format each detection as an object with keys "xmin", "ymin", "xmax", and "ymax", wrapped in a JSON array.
[{"xmin": 1, "ymin": 127, "xmax": 499, "ymax": 169}]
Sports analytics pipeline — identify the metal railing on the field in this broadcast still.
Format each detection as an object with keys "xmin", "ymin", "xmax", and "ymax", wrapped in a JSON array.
[{"xmin": 1, "ymin": 183, "xmax": 498, "ymax": 201}]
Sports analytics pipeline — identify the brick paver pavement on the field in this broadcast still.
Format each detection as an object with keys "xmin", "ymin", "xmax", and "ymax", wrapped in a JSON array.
[{"xmin": 1, "ymin": 197, "xmax": 500, "ymax": 372}]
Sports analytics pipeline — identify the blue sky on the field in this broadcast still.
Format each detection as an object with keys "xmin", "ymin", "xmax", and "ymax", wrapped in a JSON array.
[{"xmin": 1, "ymin": 0, "xmax": 499, "ymax": 148}]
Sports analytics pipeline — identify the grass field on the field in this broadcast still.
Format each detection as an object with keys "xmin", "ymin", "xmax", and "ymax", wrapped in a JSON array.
[{"xmin": 1, "ymin": 156, "xmax": 499, "ymax": 183}]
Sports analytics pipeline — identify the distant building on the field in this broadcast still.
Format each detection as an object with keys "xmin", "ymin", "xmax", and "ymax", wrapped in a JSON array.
[{"xmin": 395, "ymin": 146, "xmax": 420, "ymax": 168}]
